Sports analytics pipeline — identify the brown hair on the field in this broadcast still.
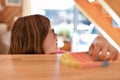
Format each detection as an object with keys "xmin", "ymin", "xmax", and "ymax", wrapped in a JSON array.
[{"xmin": 9, "ymin": 14, "xmax": 50, "ymax": 54}]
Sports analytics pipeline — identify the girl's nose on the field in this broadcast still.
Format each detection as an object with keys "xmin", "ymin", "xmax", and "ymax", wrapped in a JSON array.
[{"xmin": 54, "ymin": 33, "xmax": 58, "ymax": 38}]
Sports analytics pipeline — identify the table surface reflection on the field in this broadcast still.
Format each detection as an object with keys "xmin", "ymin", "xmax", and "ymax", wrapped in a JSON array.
[{"xmin": 0, "ymin": 54, "xmax": 120, "ymax": 80}]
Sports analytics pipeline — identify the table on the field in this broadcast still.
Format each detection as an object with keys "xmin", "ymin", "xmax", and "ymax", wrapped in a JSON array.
[{"xmin": 0, "ymin": 54, "xmax": 120, "ymax": 80}]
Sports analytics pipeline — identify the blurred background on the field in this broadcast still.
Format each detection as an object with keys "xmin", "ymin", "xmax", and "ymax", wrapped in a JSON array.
[{"xmin": 0, "ymin": 0, "xmax": 120, "ymax": 52}]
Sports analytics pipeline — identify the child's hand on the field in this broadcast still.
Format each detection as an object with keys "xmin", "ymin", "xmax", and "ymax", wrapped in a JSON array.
[{"xmin": 89, "ymin": 35, "xmax": 119, "ymax": 61}]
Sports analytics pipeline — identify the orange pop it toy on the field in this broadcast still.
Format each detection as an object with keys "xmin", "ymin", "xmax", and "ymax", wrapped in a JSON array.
[{"xmin": 60, "ymin": 52, "xmax": 109, "ymax": 68}]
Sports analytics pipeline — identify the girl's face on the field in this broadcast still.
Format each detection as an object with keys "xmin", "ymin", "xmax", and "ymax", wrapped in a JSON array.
[{"xmin": 43, "ymin": 28, "xmax": 59, "ymax": 54}]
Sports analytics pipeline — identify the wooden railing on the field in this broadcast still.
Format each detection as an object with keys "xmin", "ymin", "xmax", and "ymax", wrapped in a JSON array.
[{"xmin": 74, "ymin": 0, "xmax": 120, "ymax": 51}]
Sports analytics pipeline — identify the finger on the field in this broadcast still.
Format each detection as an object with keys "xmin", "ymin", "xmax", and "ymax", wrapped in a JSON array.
[
  {"xmin": 113, "ymin": 51, "xmax": 119, "ymax": 61},
  {"xmin": 92, "ymin": 43, "xmax": 101, "ymax": 61},
  {"xmin": 99, "ymin": 47, "xmax": 108, "ymax": 61},
  {"xmin": 105, "ymin": 52, "xmax": 111, "ymax": 61},
  {"xmin": 108, "ymin": 46, "xmax": 119, "ymax": 61},
  {"xmin": 89, "ymin": 44, "xmax": 94, "ymax": 56}
]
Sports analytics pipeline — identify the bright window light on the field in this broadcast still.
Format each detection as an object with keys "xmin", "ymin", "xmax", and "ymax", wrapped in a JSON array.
[{"xmin": 31, "ymin": 0, "xmax": 75, "ymax": 10}]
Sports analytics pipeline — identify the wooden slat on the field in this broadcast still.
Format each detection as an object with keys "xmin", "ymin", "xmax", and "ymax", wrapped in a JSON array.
[
  {"xmin": 97, "ymin": 0, "xmax": 120, "ymax": 26},
  {"xmin": 74, "ymin": 0, "xmax": 120, "ymax": 51},
  {"xmin": 0, "ymin": 0, "xmax": 22, "ymax": 29},
  {"xmin": 104, "ymin": 0, "xmax": 120, "ymax": 17}
]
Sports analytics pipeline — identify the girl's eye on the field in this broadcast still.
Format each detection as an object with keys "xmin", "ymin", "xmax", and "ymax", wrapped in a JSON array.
[{"xmin": 51, "ymin": 29, "xmax": 55, "ymax": 33}]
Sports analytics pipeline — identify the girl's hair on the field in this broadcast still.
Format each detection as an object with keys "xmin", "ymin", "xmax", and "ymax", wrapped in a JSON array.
[{"xmin": 9, "ymin": 14, "xmax": 50, "ymax": 54}]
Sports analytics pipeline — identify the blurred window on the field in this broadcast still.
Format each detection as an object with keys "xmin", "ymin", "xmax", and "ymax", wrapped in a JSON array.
[{"xmin": 30, "ymin": 0, "xmax": 99, "ymax": 51}]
